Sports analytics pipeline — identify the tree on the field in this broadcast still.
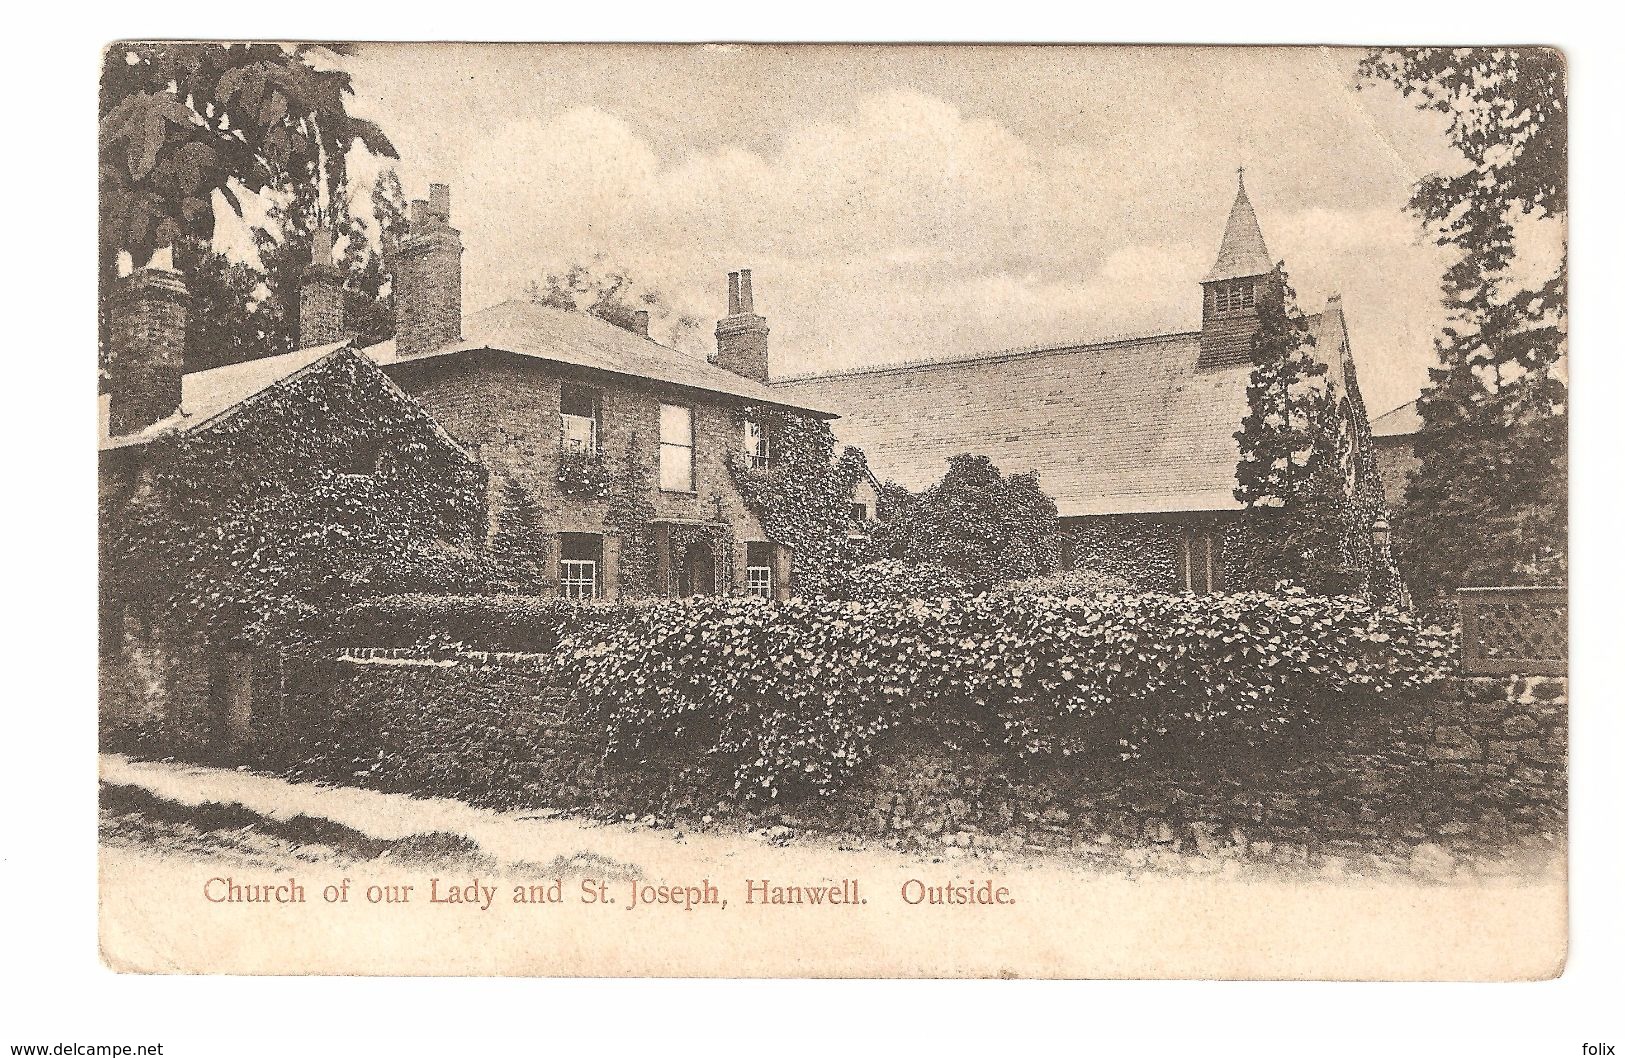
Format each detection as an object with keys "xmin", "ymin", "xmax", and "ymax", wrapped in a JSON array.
[
  {"xmin": 1231, "ymin": 268, "xmax": 1369, "ymax": 597},
  {"xmin": 1359, "ymin": 48, "xmax": 1567, "ymax": 597},
  {"xmin": 177, "ymin": 248, "xmax": 284, "ymax": 372},
  {"xmin": 251, "ymin": 170, "xmax": 407, "ymax": 352},
  {"xmin": 526, "ymin": 263, "xmax": 700, "ymax": 345},
  {"xmin": 872, "ymin": 454, "xmax": 1060, "ymax": 590},
  {"xmin": 100, "ymin": 43, "xmax": 397, "ymax": 362}
]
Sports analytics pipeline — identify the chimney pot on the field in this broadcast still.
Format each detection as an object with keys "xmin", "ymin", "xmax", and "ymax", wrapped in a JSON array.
[
  {"xmin": 713, "ymin": 267, "xmax": 769, "ymax": 383},
  {"xmin": 428, "ymin": 183, "xmax": 451, "ymax": 222},
  {"xmin": 393, "ymin": 184, "xmax": 463, "ymax": 355}
]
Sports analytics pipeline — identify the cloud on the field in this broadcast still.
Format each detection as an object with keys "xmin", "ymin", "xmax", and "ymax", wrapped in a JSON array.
[{"xmin": 217, "ymin": 56, "xmax": 1479, "ymax": 419}]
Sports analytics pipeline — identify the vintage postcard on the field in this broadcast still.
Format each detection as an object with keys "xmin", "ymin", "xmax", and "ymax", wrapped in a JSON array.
[{"xmin": 97, "ymin": 42, "xmax": 1568, "ymax": 979}]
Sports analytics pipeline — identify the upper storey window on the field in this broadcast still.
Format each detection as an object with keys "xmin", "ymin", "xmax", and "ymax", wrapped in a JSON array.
[
  {"xmin": 1211, "ymin": 279, "xmax": 1257, "ymax": 314},
  {"xmin": 742, "ymin": 420, "xmax": 771, "ymax": 470},
  {"xmin": 560, "ymin": 383, "xmax": 600, "ymax": 455},
  {"xmin": 659, "ymin": 403, "xmax": 694, "ymax": 493}
]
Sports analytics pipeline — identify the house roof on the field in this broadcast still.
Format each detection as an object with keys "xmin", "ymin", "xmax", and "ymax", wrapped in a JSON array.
[
  {"xmin": 1203, "ymin": 175, "xmax": 1275, "ymax": 283},
  {"xmin": 770, "ymin": 313, "xmax": 1334, "ymax": 519},
  {"xmin": 99, "ymin": 341, "xmax": 350, "ymax": 451},
  {"xmin": 101, "ymin": 299, "xmax": 837, "ymax": 452},
  {"xmin": 362, "ymin": 300, "xmax": 837, "ymax": 417},
  {"xmin": 1370, "ymin": 398, "xmax": 1422, "ymax": 439}
]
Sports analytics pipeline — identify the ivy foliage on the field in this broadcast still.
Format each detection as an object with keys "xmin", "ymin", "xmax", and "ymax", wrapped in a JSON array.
[
  {"xmin": 489, "ymin": 478, "xmax": 549, "ymax": 586},
  {"xmin": 1359, "ymin": 48, "xmax": 1567, "ymax": 598},
  {"xmin": 870, "ymin": 454, "xmax": 1060, "ymax": 592},
  {"xmin": 555, "ymin": 447, "xmax": 612, "ymax": 499},
  {"xmin": 557, "ymin": 592, "xmax": 1456, "ymax": 802},
  {"xmin": 1231, "ymin": 268, "xmax": 1390, "ymax": 599},
  {"xmin": 101, "ymin": 350, "xmax": 492, "ymax": 648},
  {"xmin": 726, "ymin": 405, "xmax": 876, "ymax": 598},
  {"xmin": 606, "ymin": 432, "xmax": 657, "ymax": 599}
]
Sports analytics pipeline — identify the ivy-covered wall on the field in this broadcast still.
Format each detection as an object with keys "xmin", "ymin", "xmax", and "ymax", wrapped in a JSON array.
[
  {"xmin": 1059, "ymin": 514, "xmax": 1190, "ymax": 589},
  {"xmin": 99, "ymin": 349, "xmax": 490, "ymax": 744}
]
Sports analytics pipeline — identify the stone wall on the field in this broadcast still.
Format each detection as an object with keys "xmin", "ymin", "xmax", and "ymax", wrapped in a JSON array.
[
  {"xmin": 115, "ymin": 639, "xmax": 1564, "ymax": 870},
  {"xmin": 275, "ymin": 649, "xmax": 605, "ymax": 809},
  {"xmin": 819, "ymin": 674, "xmax": 1566, "ymax": 871}
]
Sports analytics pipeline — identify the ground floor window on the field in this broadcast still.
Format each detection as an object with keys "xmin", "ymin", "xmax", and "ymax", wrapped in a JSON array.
[
  {"xmin": 745, "ymin": 542, "xmax": 773, "ymax": 598},
  {"xmin": 1179, "ymin": 527, "xmax": 1218, "ymax": 594},
  {"xmin": 559, "ymin": 533, "xmax": 602, "ymax": 600}
]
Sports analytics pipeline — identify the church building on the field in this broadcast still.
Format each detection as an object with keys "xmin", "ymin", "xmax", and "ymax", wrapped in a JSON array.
[{"xmin": 769, "ymin": 176, "xmax": 1386, "ymax": 594}]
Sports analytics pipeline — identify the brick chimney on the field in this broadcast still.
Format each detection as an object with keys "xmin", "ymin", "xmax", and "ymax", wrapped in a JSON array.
[
  {"xmin": 712, "ymin": 268, "xmax": 770, "ymax": 382},
  {"xmin": 298, "ymin": 224, "xmax": 345, "ymax": 347},
  {"xmin": 392, "ymin": 183, "xmax": 463, "ymax": 355},
  {"xmin": 108, "ymin": 261, "xmax": 187, "ymax": 436},
  {"xmin": 633, "ymin": 309, "xmax": 650, "ymax": 338}
]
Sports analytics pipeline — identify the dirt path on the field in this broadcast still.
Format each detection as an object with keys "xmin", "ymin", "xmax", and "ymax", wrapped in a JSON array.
[{"xmin": 97, "ymin": 755, "xmax": 1566, "ymax": 979}]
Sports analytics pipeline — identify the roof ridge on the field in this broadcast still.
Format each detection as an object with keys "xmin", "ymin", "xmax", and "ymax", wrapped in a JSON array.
[{"xmin": 772, "ymin": 328, "xmax": 1201, "ymax": 384}]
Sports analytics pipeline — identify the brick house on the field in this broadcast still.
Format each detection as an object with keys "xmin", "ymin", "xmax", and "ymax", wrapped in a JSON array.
[
  {"xmin": 306, "ymin": 184, "xmax": 837, "ymax": 602},
  {"xmin": 770, "ymin": 176, "xmax": 1388, "ymax": 593},
  {"xmin": 99, "ymin": 263, "xmax": 487, "ymax": 743}
]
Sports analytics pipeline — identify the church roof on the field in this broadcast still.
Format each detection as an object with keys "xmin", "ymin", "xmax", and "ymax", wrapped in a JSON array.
[
  {"xmin": 1203, "ymin": 174, "xmax": 1275, "ymax": 283},
  {"xmin": 769, "ymin": 312, "xmax": 1334, "ymax": 519}
]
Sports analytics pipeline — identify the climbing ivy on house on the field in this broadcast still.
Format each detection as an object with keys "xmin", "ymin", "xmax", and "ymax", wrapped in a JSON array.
[
  {"xmin": 555, "ymin": 447, "xmax": 612, "ymax": 499},
  {"xmin": 490, "ymin": 478, "xmax": 550, "ymax": 586},
  {"xmin": 725, "ymin": 405, "xmax": 875, "ymax": 599},
  {"xmin": 605, "ymin": 431, "xmax": 657, "ymax": 598},
  {"xmin": 870, "ymin": 454, "xmax": 1061, "ymax": 591},
  {"xmin": 100, "ymin": 349, "xmax": 493, "ymax": 649}
]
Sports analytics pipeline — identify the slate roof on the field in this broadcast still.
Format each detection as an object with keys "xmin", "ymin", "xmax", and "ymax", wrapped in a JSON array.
[
  {"xmin": 101, "ymin": 300, "xmax": 836, "ymax": 452},
  {"xmin": 362, "ymin": 300, "xmax": 836, "ymax": 417},
  {"xmin": 770, "ymin": 314, "xmax": 1332, "ymax": 519},
  {"xmin": 1203, "ymin": 176, "xmax": 1275, "ymax": 283},
  {"xmin": 1370, "ymin": 398, "xmax": 1422, "ymax": 439},
  {"xmin": 99, "ymin": 341, "xmax": 350, "ymax": 451}
]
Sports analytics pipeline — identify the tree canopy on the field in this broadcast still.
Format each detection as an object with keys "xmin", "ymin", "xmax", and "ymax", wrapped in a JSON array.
[
  {"xmin": 872, "ymin": 454, "xmax": 1060, "ymax": 590},
  {"xmin": 100, "ymin": 43, "xmax": 399, "ymax": 366},
  {"xmin": 1359, "ymin": 48, "xmax": 1567, "ymax": 597},
  {"xmin": 526, "ymin": 263, "xmax": 700, "ymax": 346}
]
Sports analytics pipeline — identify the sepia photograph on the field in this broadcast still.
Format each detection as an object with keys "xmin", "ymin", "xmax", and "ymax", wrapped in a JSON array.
[{"xmin": 88, "ymin": 41, "xmax": 1571, "ymax": 984}]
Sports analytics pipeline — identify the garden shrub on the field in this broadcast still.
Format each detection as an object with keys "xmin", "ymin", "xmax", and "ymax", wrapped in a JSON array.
[
  {"xmin": 334, "ymin": 593, "xmax": 628, "ymax": 652},
  {"xmin": 559, "ymin": 592, "xmax": 1457, "ymax": 803},
  {"xmin": 839, "ymin": 559, "xmax": 972, "ymax": 602},
  {"xmin": 995, "ymin": 567, "xmax": 1137, "ymax": 598}
]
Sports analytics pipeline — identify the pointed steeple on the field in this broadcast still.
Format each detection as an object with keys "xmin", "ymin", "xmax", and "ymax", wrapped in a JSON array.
[{"xmin": 1203, "ymin": 169, "xmax": 1273, "ymax": 283}]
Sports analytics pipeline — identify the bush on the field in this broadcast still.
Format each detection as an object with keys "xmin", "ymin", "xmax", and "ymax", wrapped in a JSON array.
[
  {"xmin": 839, "ymin": 559, "xmax": 972, "ymax": 602},
  {"xmin": 334, "ymin": 593, "xmax": 627, "ymax": 652},
  {"xmin": 995, "ymin": 567, "xmax": 1136, "ymax": 598},
  {"xmin": 560, "ymin": 592, "xmax": 1457, "ymax": 802}
]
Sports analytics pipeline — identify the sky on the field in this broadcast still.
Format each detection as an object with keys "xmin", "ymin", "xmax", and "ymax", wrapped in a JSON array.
[{"xmin": 227, "ymin": 44, "xmax": 1561, "ymax": 419}]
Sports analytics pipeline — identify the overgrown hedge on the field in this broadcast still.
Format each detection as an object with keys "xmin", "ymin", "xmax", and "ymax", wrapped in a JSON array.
[
  {"xmin": 333, "ymin": 593, "xmax": 626, "ymax": 652},
  {"xmin": 557, "ymin": 592, "xmax": 1457, "ymax": 801}
]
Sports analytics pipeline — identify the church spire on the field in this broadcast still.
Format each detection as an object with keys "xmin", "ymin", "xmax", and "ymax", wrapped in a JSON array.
[{"xmin": 1203, "ymin": 168, "xmax": 1273, "ymax": 283}]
